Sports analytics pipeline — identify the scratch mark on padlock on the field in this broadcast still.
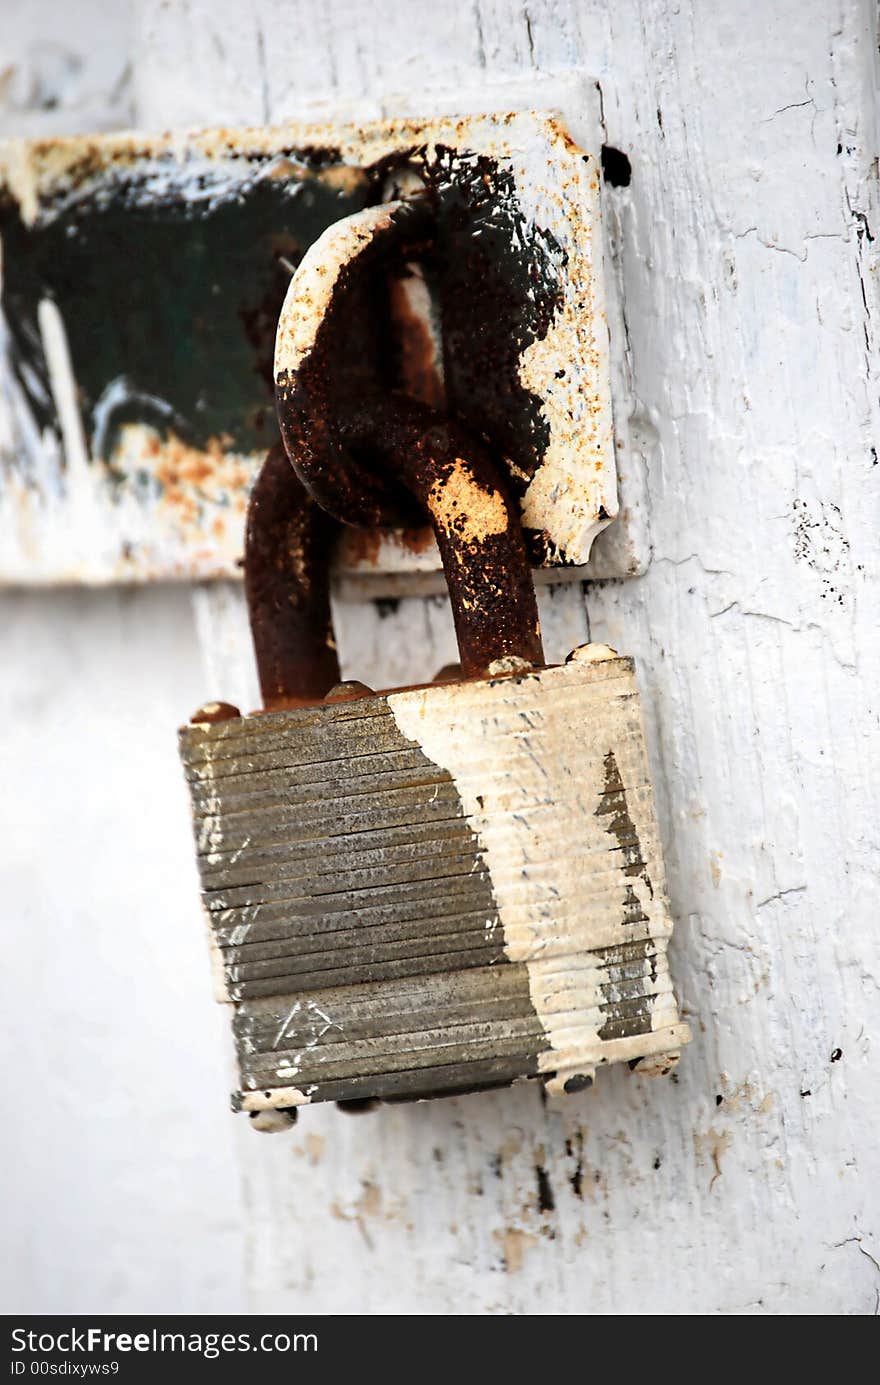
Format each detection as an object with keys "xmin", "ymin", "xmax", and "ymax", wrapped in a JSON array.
[
  {"xmin": 519, "ymin": 741, "xmax": 550, "ymax": 779},
  {"xmin": 308, "ymin": 1002, "xmax": 343, "ymax": 1035},
  {"xmin": 273, "ymin": 1002, "xmax": 342, "ymax": 1065},
  {"xmin": 518, "ymin": 710, "xmax": 542, "ymax": 729},
  {"xmin": 227, "ymin": 835, "xmax": 252, "ymax": 865},
  {"xmin": 273, "ymin": 999, "xmax": 303, "ymax": 1048},
  {"xmin": 198, "ymin": 811, "xmax": 225, "ymax": 854}
]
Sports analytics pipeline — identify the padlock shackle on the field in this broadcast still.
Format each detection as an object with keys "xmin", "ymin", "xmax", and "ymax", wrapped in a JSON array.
[
  {"xmin": 244, "ymin": 444, "xmax": 341, "ymax": 707},
  {"xmin": 247, "ymin": 199, "xmax": 544, "ymax": 706},
  {"xmin": 274, "ymin": 199, "xmax": 434, "ymax": 531},
  {"xmin": 244, "ymin": 411, "xmax": 542, "ymax": 702},
  {"xmin": 337, "ymin": 392, "xmax": 543, "ymax": 679}
]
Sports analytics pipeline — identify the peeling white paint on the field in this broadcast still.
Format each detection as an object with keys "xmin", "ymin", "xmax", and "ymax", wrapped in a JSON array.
[
  {"xmin": 240, "ymin": 1085, "xmax": 313, "ymax": 1110},
  {"xmin": 275, "ymin": 202, "xmax": 403, "ymax": 378},
  {"xmin": 389, "ymin": 645, "xmax": 689, "ymax": 1086},
  {"xmin": 2, "ymin": 108, "xmax": 620, "ymax": 580}
]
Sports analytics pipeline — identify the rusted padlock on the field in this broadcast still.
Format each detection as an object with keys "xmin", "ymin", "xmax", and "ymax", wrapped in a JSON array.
[{"xmin": 178, "ymin": 203, "xmax": 690, "ymax": 1123}]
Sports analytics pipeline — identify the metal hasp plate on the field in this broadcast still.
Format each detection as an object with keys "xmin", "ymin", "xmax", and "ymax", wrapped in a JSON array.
[
  {"xmin": 0, "ymin": 113, "xmax": 617, "ymax": 586},
  {"xmin": 179, "ymin": 645, "xmax": 691, "ymax": 1112}
]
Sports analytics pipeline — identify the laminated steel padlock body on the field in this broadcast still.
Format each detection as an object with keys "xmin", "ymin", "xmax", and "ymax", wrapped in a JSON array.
[{"xmin": 179, "ymin": 645, "xmax": 690, "ymax": 1112}]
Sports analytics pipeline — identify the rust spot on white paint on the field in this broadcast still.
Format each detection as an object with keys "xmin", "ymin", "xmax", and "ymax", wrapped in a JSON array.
[{"xmin": 494, "ymin": 1226, "xmax": 538, "ymax": 1272}]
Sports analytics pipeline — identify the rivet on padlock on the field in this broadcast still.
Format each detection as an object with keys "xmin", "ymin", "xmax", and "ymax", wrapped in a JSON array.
[{"xmin": 178, "ymin": 202, "xmax": 690, "ymax": 1121}]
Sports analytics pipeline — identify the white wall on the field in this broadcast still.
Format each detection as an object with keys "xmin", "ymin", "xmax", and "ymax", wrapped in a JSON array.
[
  {"xmin": 0, "ymin": 589, "xmax": 246, "ymax": 1313},
  {"xmin": 2, "ymin": 0, "xmax": 878, "ymax": 1315}
]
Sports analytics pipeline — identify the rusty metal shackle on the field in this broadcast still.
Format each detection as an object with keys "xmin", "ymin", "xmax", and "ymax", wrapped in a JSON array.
[
  {"xmin": 245, "ymin": 201, "xmax": 544, "ymax": 709},
  {"xmin": 275, "ymin": 200, "xmax": 432, "ymax": 531}
]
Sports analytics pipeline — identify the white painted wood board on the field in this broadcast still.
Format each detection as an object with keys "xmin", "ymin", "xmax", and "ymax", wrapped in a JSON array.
[{"xmin": 1, "ymin": 0, "xmax": 878, "ymax": 1317}]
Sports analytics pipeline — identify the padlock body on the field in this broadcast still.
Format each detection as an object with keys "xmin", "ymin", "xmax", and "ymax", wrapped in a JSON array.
[{"xmin": 178, "ymin": 644, "xmax": 689, "ymax": 1111}]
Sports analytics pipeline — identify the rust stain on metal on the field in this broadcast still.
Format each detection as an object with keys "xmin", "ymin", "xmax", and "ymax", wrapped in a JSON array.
[
  {"xmin": 0, "ymin": 112, "xmax": 616, "ymax": 586},
  {"xmin": 190, "ymin": 700, "xmax": 241, "ymax": 725},
  {"xmin": 271, "ymin": 193, "xmax": 544, "ymax": 680},
  {"xmin": 244, "ymin": 444, "xmax": 341, "ymax": 708}
]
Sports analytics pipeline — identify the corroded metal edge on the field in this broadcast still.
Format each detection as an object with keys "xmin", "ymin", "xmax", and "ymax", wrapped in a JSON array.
[{"xmin": 0, "ymin": 110, "xmax": 616, "ymax": 587}]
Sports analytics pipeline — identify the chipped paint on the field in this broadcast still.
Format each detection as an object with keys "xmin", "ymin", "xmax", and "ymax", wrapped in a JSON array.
[
  {"xmin": 387, "ymin": 643, "xmax": 689, "ymax": 1090},
  {"xmin": 239, "ymin": 1085, "xmax": 312, "ymax": 1111},
  {"xmin": 1, "ymin": 111, "xmax": 617, "ymax": 585},
  {"xmin": 274, "ymin": 202, "xmax": 402, "ymax": 379},
  {"xmin": 493, "ymin": 1226, "xmax": 539, "ymax": 1272}
]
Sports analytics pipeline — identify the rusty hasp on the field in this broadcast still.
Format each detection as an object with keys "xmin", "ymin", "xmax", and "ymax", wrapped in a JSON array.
[
  {"xmin": 273, "ymin": 199, "xmax": 437, "ymax": 531},
  {"xmin": 1, "ymin": 112, "xmax": 620, "ymax": 586}
]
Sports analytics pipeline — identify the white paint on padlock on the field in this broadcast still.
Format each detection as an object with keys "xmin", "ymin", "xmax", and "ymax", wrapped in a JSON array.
[{"xmin": 388, "ymin": 643, "xmax": 691, "ymax": 1091}]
